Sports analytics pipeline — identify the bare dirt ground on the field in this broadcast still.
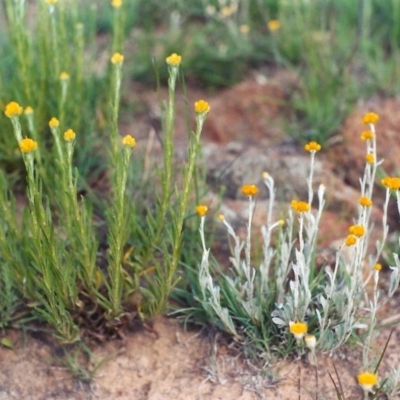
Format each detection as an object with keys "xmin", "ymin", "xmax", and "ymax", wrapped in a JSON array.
[{"xmin": 1, "ymin": 73, "xmax": 400, "ymax": 399}]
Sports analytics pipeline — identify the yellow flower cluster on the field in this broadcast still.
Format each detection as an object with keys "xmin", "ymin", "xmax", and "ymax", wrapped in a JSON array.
[
  {"xmin": 111, "ymin": 52, "xmax": 124, "ymax": 64},
  {"xmin": 122, "ymin": 134, "xmax": 136, "ymax": 148},
  {"xmin": 348, "ymin": 224, "xmax": 365, "ymax": 237},
  {"xmin": 49, "ymin": 117, "xmax": 60, "ymax": 128},
  {"xmin": 268, "ymin": 20, "xmax": 281, "ymax": 31},
  {"xmin": 291, "ymin": 200, "xmax": 310, "ymax": 213},
  {"xmin": 304, "ymin": 141, "xmax": 321, "ymax": 152},
  {"xmin": 381, "ymin": 176, "xmax": 400, "ymax": 190},
  {"xmin": 5, "ymin": 101, "xmax": 23, "ymax": 118},
  {"xmin": 357, "ymin": 371, "xmax": 378, "ymax": 392},
  {"xmin": 360, "ymin": 130, "xmax": 373, "ymax": 141},
  {"xmin": 19, "ymin": 138, "xmax": 37, "ymax": 153},
  {"xmin": 60, "ymin": 72, "xmax": 69, "ymax": 80},
  {"xmin": 64, "ymin": 129, "xmax": 76, "ymax": 142},
  {"xmin": 289, "ymin": 321, "xmax": 307, "ymax": 340},
  {"xmin": 196, "ymin": 205, "xmax": 208, "ymax": 217},
  {"xmin": 374, "ymin": 263, "xmax": 382, "ymax": 271},
  {"xmin": 241, "ymin": 184, "xmax": 258, "ymax": 197},
  {"xmin": 24, "ymin": 106, "xmax": 33, "ymax": 115},
  {"xmin": 365, "ymin": 153, "xmax": 374, "ymax": 164},
  {"xmin": 45, "ymin": 0, "xmax": 57, "ymax": 4},
  {"xmin": 194, "ymin": 99, "xmax": 210, "ymax": 114},
  {"xmin": 111, "ymin": 0, "xmax": 122, "ymax": 7},
  {"xmin": 345, "ymin": 235, "xmax": 357, "ymax": 246},
  {"xmin": 362, "ymin": 112, "xmax": 379, "ymax": 125},
  {"xmin": 166, "ymin": 53, "xmax": 181, "ymax": 67},
  {"xmin": 359, "ymin": 196, "xmax": 373, "ymax": 207}
]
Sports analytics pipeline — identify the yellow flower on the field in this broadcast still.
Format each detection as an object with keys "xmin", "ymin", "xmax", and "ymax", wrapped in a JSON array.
[
  {"xmin": 362, "ymin": 112, "xmax": 379, "ymax": 125},
  {"xmin": 365, "ymin": 153, "xmax": 374, "ymax": 164},
  {"xmin": 278, "ymin": 219, "xmax": 285, "ymax": 226},
  {"xmin": 357, "ymin": 372, "xmax": 378, "ymax": 392},
  {"xmin": 64, "ymin": 129, "xmax": 76, "ymax": 142},
  {"xmin": 348, "ymin": 224, "xmax": 365, "ymax": 237},
  {"xmin": 19, "ymin": 138, "xmax": 37, "ymax": 153},
  {"xmin": 218, "ymin": 214, "xmax": 225, "ymax": 221},
  {"xmin": 291, "ymin": 200, "xmax": 310, "ymax": 213},
  {"xmin": 345, "ymin": 235, "xmax": 357, "ymax": 246},
  {"xmin": 5, "ymin": 101, "xmax": 23, "ymax": 118},
  {"xmin": 194, "ymin": 99, "xmax": 210, "ymax": 114},
  {"xmin": 360, "ymin": 130, "xmax": 374, "ymax": 141},
  {"xmin": 122, "ymin": 134, "xmax": 136, "ymax": 148},
  {"xmin": 241, "ymin": 184, "xmax": 258, "ymax": 197},
  {"xmin": 166, "ymin": 53, "xmax": 182, "ymax": 67},
  {"xmin": 382, "ymin": 176, "xmax": 400, "ymax": 190},
  {"xmin": 268, "ymin": 20, "xmax": 281, "ymax": 31},
  {"xmin": 59, "ymin": 72, "xmax": 69, "ymax": 80},
  {"xmin": 289, "ymin": 321, "xmax": 307, "ymax": 340},
  {"xmin": 24, "ymin": 106, "xmax": 33, "ymax": 115},
  {"xmin": 196, "ymin": 205, "xmax": 208, "ymax": 217},
  {"xmin": 111, "ymin": 0, "xmax": 122, "ymax": 7},
  {"xmin": 111, "ymin": 52, "xmax": 124, "ymax": 64},
  {"xmin": 359, "ymin": 196, "xmax": 373, "ymax": 207},
  {"xmin": 45, "ymin": 0, "xmax": 57, "ymax": 3},
  {"xmin": 374, "ymin": 263, "xmax": 382, "ymax": 271},
  {"xmin": 49, "ymin": 117, "xmax": 59, "ymax": 128},
  {"xmin": 304, "ymin": 141, "xmax": 321, "ymax": 152},
  {"xmin": 220, "ymin": 5, "xmax": 235, "ymax": 17},
  {"xmin": 239, "ymin": 24, "xmax": 250, "ymax": 34}
]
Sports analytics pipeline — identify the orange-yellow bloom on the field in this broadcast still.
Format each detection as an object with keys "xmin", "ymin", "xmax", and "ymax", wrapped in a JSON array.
[
  {"xmin": 362, "ymin": 112, "xmax": 379, "ymax": 125},
  {"xmin": 382, "ymin": 176, "xmax": 400, "ymax": 190},
  {"xmin": 289, "ymin": 321, "xmax": 307, "ymax": 340},
  {"xmin": 5, "ymin": 101, "xmax": 23, "ymax": 118},
  {"xmin": 374, "ymin": 263, "xmax": 382, "ymax": 271},
  {"xmin": 345, "ymin": 235, "xmax": 357, "ymax": 246},
  {"xmin": 111, "ymin": 0, "xmax": 122, "ymax": 7},
  {"xmin": 365, "ymin": 153, "xmax": 374, "ymax": 164},
  {"xmin": 304, "ymin": 141, "xmax": 321, "ymax": 152},
  {"xmin": 24, "ymin": 106, "xmax": 33, "ymax": 115},
  {"xmin": 268, "ymin": 20, "xmax": 281, "ymax": 31},
  {"xmin": 291, "ymin": 200, "xmax": 310, "ymax": 213},
  {"xmin": 196, "ymin": 205, "xmax": 208, "ymax": 217},
  {"xmin": 111, "ymin": 52, "xmax": 124, "ymax": 64},
  {"xmin": 122, "ymin": 134, "xmax": 136, "ymax": 148},
  {"xmin": 359, "ymin": 196, "xmax": 373, "ymax": 207},
  {"xmin": 49, "ymin": 117, "xmax": 59, "ymax": 128},
  {"xmin": 241, "ymin": 184, "xmax": 258, "ymax": 197},
  {"xmin": 348, "ymin": 225, "xmax": 365, "ymax": 237},
  {"xmin": 64, "ymin": 129, "xmax": 76, "ymax": 142},
  {"xmin": 357, "ymin": 371, "xmax": 378, "ymax": 392},
  {"xmin": 360, "ymin": 130, "xmax": 374, "ymax": 141},
  {"xmin": 19, "ymin": 138, "xmax": 37, "ymax": 153},
  {"xmin": 166, "ymin": 53, "xmax": 181, "ymax": 67},
  {"xmin": 194, "ymin": 100, "xmax": 210, "ymax": 114},
  {"xmin": 59, "ymin": 72, "xmax": 69, "ymax": 80}
]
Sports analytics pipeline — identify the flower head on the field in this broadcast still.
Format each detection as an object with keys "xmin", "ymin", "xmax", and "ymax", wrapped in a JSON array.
[
  {"xmin": 19, "ymin": 138, "xmax": 37, "ymax": 153},
  {"xmin": 59, "ymin": 72, "xmax": 69, "ymax": 80},
  {"xmin": 289, "ymin": 321, "xmax": 307, "ymax": 340},
  {"xmin": 111, "ymin": 0, "xmax": 122, "ymax": 7},
  {"xmin": 194, "ymin": 100, "xmax": 210, "ymax": 114},
  {"xmin": 268, "ymin": 20, "xmax": 281, "ymax": 31},
  {"xmin": 305, "ymin": 334, "xmax": 317, "ymax": 350},
  {"xmin": 359, "ymin": 196, "xmax": 373, "ymax": 207},
  {"xmin": 241, "ymin": 184, "xmax": 258, "ymax": 197},
  {"xmin": 196, "ymin": 205, "xmax": 208, "ymax": 217},
  {"xmin": 49, "ymin": 117, "xmax": 59, "ymax": 128},
  {"xmin": 45, "ymin": 0, "xmax": 57, "ymax": 3},
  {"xmin": 304, "ymin": 141, "xmax": 321, "ymax": 152},
  {"xmin": 348, "ymin": 224, "xmax": 365, "ymax": 237},
  {"xmin": 239, "ymin": 24, "xmax": 250, "ymax": 34},
  {"xmin": 365, "ymin": 153, "xmax": 374, "ymax": 165},
  {"xmin": 166, "ymin": 53, "xmax": 181, "ymax": 67},
  {"xmin": 357, "ymin": 371, "xmax": 378, "ymax": 392},
  {"xmin": 361, "ymin": 130, "xmax": 374, "ymax": 141},
  {"xmin": 218, "ymin": 214, "xmax": 225, "ymax": 221},
  {"xmin": 291, "ymin": 200, "xmax": 310, "ymax": 213},
  {"xmin": 122, "ymin": 134, "xmax": 136, "ymax": 148},
  {"xmin": 382, "ymin": 176, "xmax": 400, "ymax": 190},
  {"xmin": 64, "ymin": 129, "xmax": 76, "ymax": 142},
  {"xmin": 345, "ymin": 235, "xmax": 357, "ymax": 246},
  {"xmin": 374, "ymin": 263, "xmax": 382, "ymax": 271},
  {"xmin": 111, "ymin": 52, "xmax": 124, "ymax": 64},
  {"xmin": 24, "ymin": 106, "xmax": 33, "ymax": 115},
  {"xmin": 5, "ymin": 102, "xmax": 23, "ymax": 118},
  {"xmin": 362, "ymin": 112, "xmax": 379, "ymax": 125}
]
